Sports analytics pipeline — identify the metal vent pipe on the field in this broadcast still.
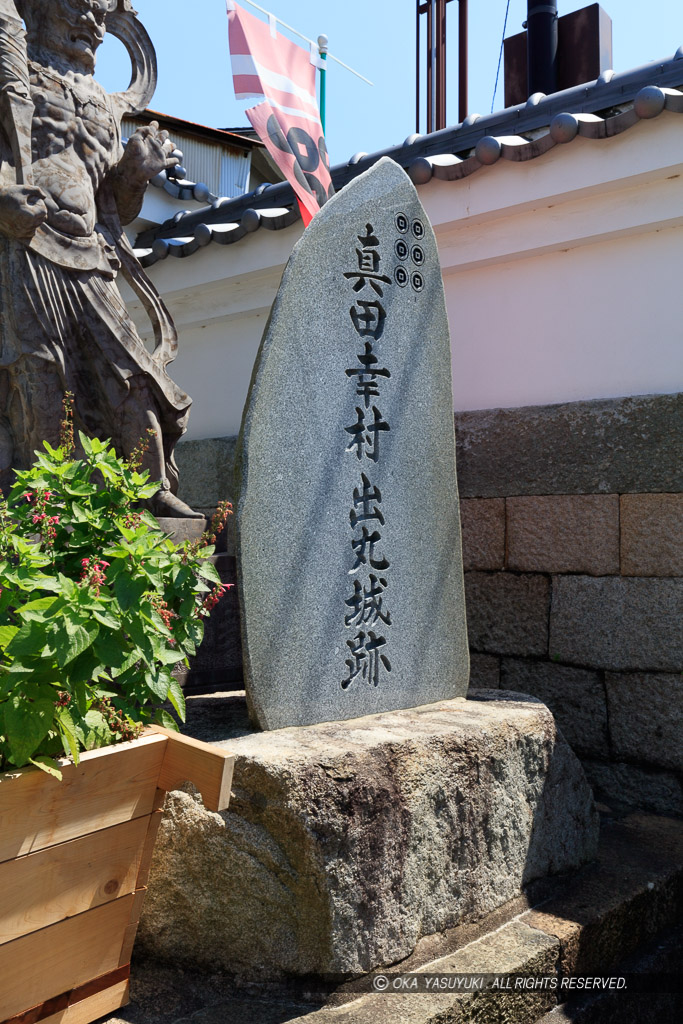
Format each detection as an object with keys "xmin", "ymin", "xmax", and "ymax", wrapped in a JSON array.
[
  {"xmin": 458, "ymin": 0, "xmax": 468, "ymax": 122},
  {"xmin": 527, "ymin": 0, "xmax": 558, "ymax": 96},
  {"xmin": 430, "ymin": 0, "xmax": 438, "ymax": 132}
]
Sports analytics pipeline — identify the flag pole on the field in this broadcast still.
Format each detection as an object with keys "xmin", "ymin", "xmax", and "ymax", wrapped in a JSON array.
[
  {"xmin": 318, "ymin": 34, "xmax": 328, "ymax": 133},
  {"xmin": 237, "ymin": 0, "xmax": 373, "ymax": 85}
]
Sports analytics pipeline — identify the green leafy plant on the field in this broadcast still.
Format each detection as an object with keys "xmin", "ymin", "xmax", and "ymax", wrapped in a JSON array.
[{"xmin": 0, "ymin": 395, "xmax": 232, "ymax": 779}]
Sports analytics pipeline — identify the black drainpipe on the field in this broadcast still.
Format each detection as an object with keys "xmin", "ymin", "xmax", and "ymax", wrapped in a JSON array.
[{"xmin": 526, "ymin": 0, "xmax": 558, "ymax": 96}]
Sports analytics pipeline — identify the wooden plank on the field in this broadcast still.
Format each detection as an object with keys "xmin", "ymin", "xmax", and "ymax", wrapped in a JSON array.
[
  {"xmin": 0, "ymin": 817, "xmax": 150, "ymax": 945},
  {"xmin": 117, "ymin": 888, "xmax": 148, "ymax": 969},
  {"xmin": 25, "ymin": 982, "xmax": 129, "ymax": 1024},
  {"xmin": 151, "ymin": 726, "xmax": 235, "ymax": 811},
  {"xmin": 0, "ymin": 735, "xmax": 167, "ymax": 862},
  {"xmin": 151, "ymin": 787, "xmax": 166, "ymax": 812},
  {"xmin": 0, "ymin": 896, "xmax": 135, "ymax": 1020},
  {"xmin": 135, "ymin": 806, "xmax": 163, "ymax": 889},
  {"xmin": 1, "ymin": 968, "xmax": 129, "ymax": 1024}
]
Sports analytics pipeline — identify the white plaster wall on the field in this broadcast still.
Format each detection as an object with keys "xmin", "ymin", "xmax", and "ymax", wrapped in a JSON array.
[
  {"xmin": 170, "ymin": 312, "xmax": 268, "ymax": 439},
  {"xmin": 120, "ymin": 229, "xmax": 297, "ymax": 439},
  {"xmin": 123, "ymin": 112, "xmax": 683, "ymax": 441},
  {"xmin": 446, "ymin": 224, "xmax": 683, "ymax": 411},
  {"xmin": 424, "ymin": 113, "xmax": 683, "ymax": 412}
]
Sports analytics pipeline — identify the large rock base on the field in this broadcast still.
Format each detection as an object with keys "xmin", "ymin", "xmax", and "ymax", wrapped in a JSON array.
[{"xmin": 138, "ymin": 691, "xmax": 599, "ymax": 978}]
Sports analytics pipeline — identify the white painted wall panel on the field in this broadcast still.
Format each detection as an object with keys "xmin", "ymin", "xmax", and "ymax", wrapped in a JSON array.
[
  {"xmin": 169, "ymin": 314, "xmax": 267, "ymax": 439},
  {"xmin": 446, "ymin": 225, "xmax": 683, "ymax": 413}
]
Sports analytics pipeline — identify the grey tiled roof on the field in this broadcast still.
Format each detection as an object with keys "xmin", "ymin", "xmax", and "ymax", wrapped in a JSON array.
[{"xmin": 134, "ymin": 51, "xmax": 683, "ymax": 268}]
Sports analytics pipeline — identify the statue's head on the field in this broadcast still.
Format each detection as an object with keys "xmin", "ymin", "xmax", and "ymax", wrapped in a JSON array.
[{"xmin": 17, "ymin": 0, "xmax": 118, "ymax": 73}]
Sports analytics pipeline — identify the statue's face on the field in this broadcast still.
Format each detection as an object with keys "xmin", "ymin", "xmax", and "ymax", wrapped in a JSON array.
[{"xmin": 28, "ymin": 0, "xmax": 117, "ymax": 73}]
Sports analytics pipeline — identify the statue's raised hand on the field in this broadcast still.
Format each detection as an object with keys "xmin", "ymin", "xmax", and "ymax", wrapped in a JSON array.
[
  {"xmin": 116, "ymin": 121, "xmax": 179, "ymax": 187},
  {"xmin": 0, "ymin": 185, "xmax": 48, "ymax": 241}
]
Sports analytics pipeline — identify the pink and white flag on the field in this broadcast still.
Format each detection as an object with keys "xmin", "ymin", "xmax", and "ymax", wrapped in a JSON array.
[{"xmin": 227, "ymin": 1, "xmax": 333, "ymax": 226}]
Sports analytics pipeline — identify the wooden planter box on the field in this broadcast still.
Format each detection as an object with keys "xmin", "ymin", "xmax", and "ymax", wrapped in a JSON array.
[{"xmin": 0, "ymin": 727, "xmax": 234, "ymax": 1024}]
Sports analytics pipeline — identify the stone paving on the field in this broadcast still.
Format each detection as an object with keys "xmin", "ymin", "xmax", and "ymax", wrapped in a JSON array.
[{"xmin": 103, "ymin": 809, "xmax": 683, "ymax": 1024}]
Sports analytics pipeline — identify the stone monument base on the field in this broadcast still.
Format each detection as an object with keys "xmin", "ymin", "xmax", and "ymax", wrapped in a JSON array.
[{"xmin": 137, "ymin": 691, "xmax": 599, "ymax": 979}]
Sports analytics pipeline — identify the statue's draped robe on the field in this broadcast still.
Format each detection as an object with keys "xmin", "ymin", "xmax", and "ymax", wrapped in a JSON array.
[{"xmin": 0, "ymin": 62, "xmax": 190, "ymax": 490}]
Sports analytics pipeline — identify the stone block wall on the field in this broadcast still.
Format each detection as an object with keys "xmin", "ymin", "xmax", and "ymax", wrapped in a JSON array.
[
  {"xmin": 175, "ymin": 392, "xmax": 682, "ymax": 817},
  {"xmin": 457, "ymin": 393, "xmax": 683, "ymax": 818}
]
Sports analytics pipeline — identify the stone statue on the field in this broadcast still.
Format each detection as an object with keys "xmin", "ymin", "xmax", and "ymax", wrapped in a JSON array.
[{"xmin": 0, "ymin": 0, "xmax": 201, "ymax": 516}]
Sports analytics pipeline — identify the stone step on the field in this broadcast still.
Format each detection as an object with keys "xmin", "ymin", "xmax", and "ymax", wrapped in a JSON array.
[
  {"xmin": 535, "ymin": 920, "xmax": 682, "ymax": 1024},
  {"xmin": 102, "ymin": 810, "xmax": 683, "ymax": 1024}
]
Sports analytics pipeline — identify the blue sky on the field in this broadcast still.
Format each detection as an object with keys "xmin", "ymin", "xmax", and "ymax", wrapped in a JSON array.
[{"xmin": 96, "ymin": 1, "xmax": 683, "ymax": 168}]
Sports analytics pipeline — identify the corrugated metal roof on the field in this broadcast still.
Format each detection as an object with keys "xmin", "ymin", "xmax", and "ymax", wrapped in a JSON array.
[
  {"xmin": 134, "ymin": 51, "xmax": 683, "ymax": 267},
  {"xmin": 124, "ymin": 109, "xmax": 261, "ymax": 150},
  {"xmin": 122, "ymin": 114, "xmax": 254, "ymax": 201}
]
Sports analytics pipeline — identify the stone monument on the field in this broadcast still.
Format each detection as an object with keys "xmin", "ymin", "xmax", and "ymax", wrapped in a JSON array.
[
  {"xmin": 0, "ymin": 0, "xmax": 200, "ymax": 516},
  {"xmin": 236, "ymin": 157, "xmax": 469, "ymax": 730},
  {"xmin": 139, "ymin": 159, "xmax": 600, "ymax": 985}
]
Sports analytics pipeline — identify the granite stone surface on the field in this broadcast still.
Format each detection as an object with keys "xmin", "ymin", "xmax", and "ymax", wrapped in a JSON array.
[
  {"xmin": 500, "ymin": 658, "xmax": 608, "ymax": 758},
  {"xmin": 459, "ymin": 497, "xmax": 505, "ymax": 570},
  {"xmin": 468, "ymin": 652, "xmax": 501, "ymax": 688},
  {"xmin": 582, "ymin": 760, "xmax": 683, "ymax": 817},
  {"xmin": 549, "ymin": 576, "xmax": 683, "ymax": 671},
  {"xmin": 137, "ymin": 693, "xmax": 598, "ymax": 979},
  {"xmin": 605, "ymin": 671, "xmax": 683, "ymax": 771},
  {"xmin": 102, "ymin": 811, "xmax": 683, "ymax": 1024},
  {"xmin": 620, "ymin": 493, "xmax": 683, "ymax": 577},
  {"xmin": 173, "ymin": 391, "xmax": 682, "ymax": 512},
  {"xmin": 465, "ymin": 572, "xmax": 550, "ymax": 656},
  {"xmin": 175, "ymin": 436, "xmax": 238, "ymax": 509},
  {"xmin": 235, "ymin": 158, "xmax": 468, "ymax": 730},
  {"xmin": 506, "ymin": 495, "xmax": 620, "ymax": 575},
  {"xmin": 175, "ymin": 437, "xmax": 238, "ymax": 554},
  {"xmin": 454, "ymin": 393, "xmax": 683, "ymax": 498},
  {"xmin": 280, "ymin": 921, "xmax": 559, "ymax": 1024},
  {"xmin": 128, "ymin": 919, "xmax": 559, "ymax": 1024},
  {"xmin": 523, "ymin": 813, "xmax": 683, "ymax": 975}
]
